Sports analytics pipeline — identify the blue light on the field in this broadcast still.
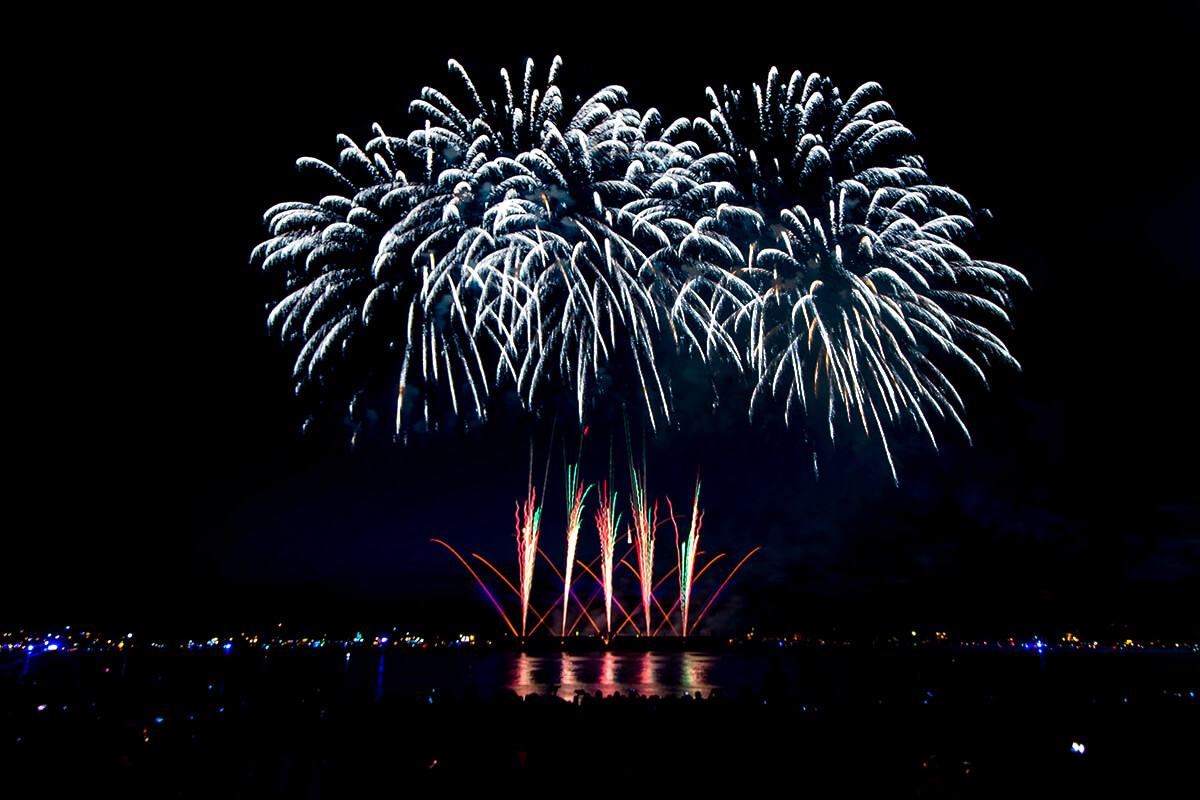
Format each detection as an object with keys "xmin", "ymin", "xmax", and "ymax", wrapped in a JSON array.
[{"xmin": 223, "ymin": 642, "xmax": 232, "ymax": 652}]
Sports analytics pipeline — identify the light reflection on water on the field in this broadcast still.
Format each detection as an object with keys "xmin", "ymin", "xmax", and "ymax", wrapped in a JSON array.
[{"xmin": 509, "ymin": 651, "xmax": 715, "ymax": 698}]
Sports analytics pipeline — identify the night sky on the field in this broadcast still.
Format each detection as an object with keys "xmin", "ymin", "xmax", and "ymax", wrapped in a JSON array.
[{"xmin": 13, "ymin": 6, "xmax": 1198, "ymax": 641}]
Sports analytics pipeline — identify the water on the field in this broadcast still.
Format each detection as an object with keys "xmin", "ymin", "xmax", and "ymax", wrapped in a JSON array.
[
  {"xmin": 8, "ymin": 646, "xmax": 1196, "ymax": 794},
  {"xmin": 49, "ymin": 645, "xmax": 1195, "ymax": 707}
]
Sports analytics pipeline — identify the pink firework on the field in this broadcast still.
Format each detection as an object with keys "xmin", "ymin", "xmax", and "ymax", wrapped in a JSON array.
[
  {"xmin": 561, "ymin": 461, "xmax": 592, "ymax": 637},
  {"xmin": 515, "ymin": 478, "xmax": 543, "ymax": 638},
  {"xmin": 628, "ymin": 460, "xmax": 657, "ymax": 636},
  {"xmin": 593, "ymin": 480, "xmax": 621, "ymax": 636},
  {"xmin": 670, "ymin": 477, "xmax": 704, "ymax": 637}
]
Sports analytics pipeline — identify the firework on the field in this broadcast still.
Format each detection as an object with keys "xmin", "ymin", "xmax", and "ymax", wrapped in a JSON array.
[
  {"xmin": 255, "ymin": 58, "xmax": 1025, "ymax": 476},
  {"xmin": 561, "ymin": 458, "xmax": 593, "ymax": 636},
  {"xmin": 515, "ymin": 459, "xmax": 543, "ymax": 638},
  {"xmin": 437, "ymin": 453, "xmax": 756, "ymax": 639},
  {"xmin": 627, "ymin": 456, "xmax": 657, "ymax": 637},
  {"xmin": 594, "ymin": 480, "xmax": 621, "ymax": 637},
  {"xmin": 670, "ymin": 478, "xmax": 704, "ymax": 637},
  {"xmin": 691, "ymin": 548, "xmax": 761, "ymax": 633},
  {"xmin": 430, "ymin": 539, "xmax": 518, "ymax": 638},
  {"xmin": 689, "ymin": 68, "xmax": 1026, "ymax": 481}
]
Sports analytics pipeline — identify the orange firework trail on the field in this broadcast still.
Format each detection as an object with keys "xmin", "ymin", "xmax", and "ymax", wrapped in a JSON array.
[
  {"xmin": 650, "ymin": 553, "xmax": 726, "ymax": 635},
  {"xmin": 616, "ymin": 558, "xmax": 681, "ymax": 637},
  {"xmin": 691, "ymin": 547, "xmax": 761, "ymax": 631},
  {"xmin": 430, "ymin": 539, "xmax": 518, "ymax": 638},
  {"xmin": 471, "ymin": 550, "xmax": 560, "ymax": 636},
  {"xmin": 535, "ymin": 545, "xmax": 601, "ymax": 636},
  {"xmin": 575, "ymin": 557, "xmax": 638, "ymax": 636}
]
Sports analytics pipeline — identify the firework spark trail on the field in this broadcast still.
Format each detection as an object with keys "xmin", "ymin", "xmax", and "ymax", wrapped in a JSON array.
[
  {"xmin": 561, "ymin": 554, "xmax": 618, "ymax": 636},
  {"xmin": 470, "ymin": 554, "xmax": 521, "ymax": 600},
  {"xmin": 575, "ymin": 559, "xmax": 638, "ymax": 636},
  {"xmin": 628, "ymin": 465, "xmax": 656, "ymax": 636},
  {"xmin": 534, "ymin": 545, "xmax": 601, "ymax": 636},
  {"xmin": 649, "ymin": 553, "xmax": 728, "ymax": 635},
  {"xmin": 469, "ymin": 552, "xmax": 553, "ymax": 636},
  {"xmin": 691, "ymin": 547, "xmax": 761, "ymax": 632},
  {"xmin": 430, "ymin": 539, "xmax": 518, "ymax": 638},
  {"xmin": 617, "ymin": 559, "xmax": 682, "ymax": 637},
  {"xmin": 594, "ymin": 480, "xmax": 621, "ymax": 636},
  {"xmin": 515, "ymin": 461, "xmax": 543, "ymax": 638},
  {"xmin": 669, "ymin": 477, "xmax": 704, "ymax": 637},
  {"xmin": 561, "ymin": 458, "xmax": 593, "ymax": 637}
]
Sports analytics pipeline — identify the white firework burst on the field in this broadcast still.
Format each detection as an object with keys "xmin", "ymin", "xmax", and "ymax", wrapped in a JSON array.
[{"xmin": 253, "ymin": 58, "xmax": 1026, "ymax": 479}]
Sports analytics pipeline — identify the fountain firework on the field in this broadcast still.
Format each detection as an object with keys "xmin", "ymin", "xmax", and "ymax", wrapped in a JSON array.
[
  {"xmin": 628, "ymin": 455, "xmax": 657, "ymax": 637},
  {"xmin": 560, "ymin": 457, "xmax": 592, "ymax": 636},
  {"xmin": 594, "ymin": 480, "xmax": 621, "ymax": 637},
  {"xmin": 670, "ymin": 478, "xmax": 703, "ymax": 637},
  {"xmin": 516, "ymin": 456, "xmax": 544, "ymax": 638},
  {"xmin": 434, "ymin": 437, "xmax": 757, "ymax": 640}
]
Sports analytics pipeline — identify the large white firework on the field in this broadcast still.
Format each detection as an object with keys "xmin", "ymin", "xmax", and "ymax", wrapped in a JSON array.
[
  {"xmin": 254, "ymin": 57, "xmax": 1025, "ymax": 476},
  {"xmin": 255, "ymin": 57, "xmax": 751, "ymax": 435},
  {"xmin": 683, "ymin": 68, "xmax": 1028, "ymax": 481}
]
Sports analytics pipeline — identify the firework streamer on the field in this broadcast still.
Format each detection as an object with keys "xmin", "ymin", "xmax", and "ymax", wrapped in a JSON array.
[
  {"xmin": 669, "ymin": 477, "xmax": 704, "ymax": 637},
  {"xmin": 594, "ymin": 480, "xmax": 621, "ymax": 637},
  {"xmin": 628, "ymin": 456, "xmax": 656, "ymax": 636},
  {"xmin": 515, "ymin": 450, "xmax": 544, "ymax": 638},
  {"xmin": 691, "ymin": 547, "xmax": 761, "ymax": 632},
  {"xmin": 561, "ymin": 451, "xmax": 593, "ymax": 636}
]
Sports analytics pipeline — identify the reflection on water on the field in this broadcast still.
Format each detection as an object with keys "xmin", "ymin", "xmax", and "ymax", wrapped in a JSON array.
[
  {"xmin": 601, "ymin": 651, "xmax": 616, "ymax": 687},
  {"xmin": 510, "ymin": 652, "xmax": 715, "ymax": 698}
]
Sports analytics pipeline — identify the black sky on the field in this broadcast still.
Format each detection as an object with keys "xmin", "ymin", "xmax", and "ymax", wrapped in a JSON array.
[{"xmin": 12, "ymin": 6, "xmax": 1198, "ymax": 639}]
